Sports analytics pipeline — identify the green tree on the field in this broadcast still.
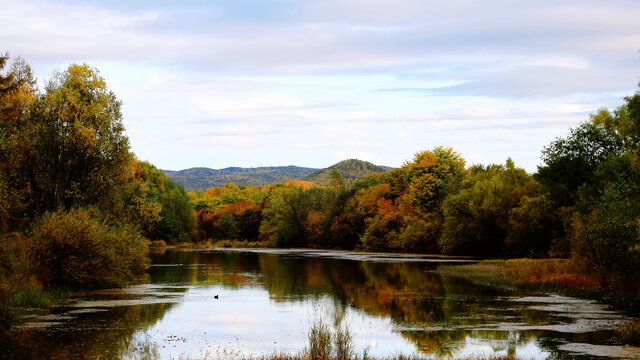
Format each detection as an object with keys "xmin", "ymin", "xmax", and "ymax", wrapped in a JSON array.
[
  {"xmin": 259, "ymin": 185, "xmax": 312, "ymax": 247},
  {"xmin": 440, "ymin": 160, "xmax": 553, "ymax": 257},
  {"xmin": 590, "ymin": 89, "xmax": 640, "ymax": 151},
  {"xmin": 536, "ymin": 122, "xmax": 624, "ymax": 208},
  {"xmin": 135, "ymin": 161, "xmax": 198, "ymax": 243},
  {"xmin": 571, "ymin": 152, "xmax": 640, "ymax": 287},
  {"xmin": 217, "ymin": 212, "xmax": 238, "ymax": 239}
]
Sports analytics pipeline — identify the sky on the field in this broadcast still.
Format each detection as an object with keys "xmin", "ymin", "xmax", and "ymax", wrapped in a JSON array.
[{"xmin": 2, "ymin": 0, "xmax": 640, "ymax": 171}]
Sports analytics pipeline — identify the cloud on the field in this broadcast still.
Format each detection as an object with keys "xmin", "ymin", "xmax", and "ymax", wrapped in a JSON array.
[{"xmin": 3, "ymin": 0, "xmax": 640, "ymax": 171}]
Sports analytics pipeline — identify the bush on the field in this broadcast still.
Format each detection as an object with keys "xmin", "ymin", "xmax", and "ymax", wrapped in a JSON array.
[
  {"xmin": 28, "ymin": 208, "xmax": 149, "ymax": 289},
  {"xmin": 150, "ymin": 240, "xmax": 166, "ymax": 247},
  {"xmin": 0, "ymin": 232, "xmax": 30, "ymax": 302}
]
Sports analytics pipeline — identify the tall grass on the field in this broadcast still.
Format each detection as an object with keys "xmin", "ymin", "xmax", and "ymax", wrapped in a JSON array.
[
  {"xmin": 437, "ymin": 259, "xmax": 598, "ymax": 294},
  {"xmin": 617, "ymin": 320, "xmax": 640, "ymax": 346},
  {"xmin": 211, "ymin": 239, "xmax": 271, "ymax": 248},
  {"xmin": 307, "ymin": 318, "xmax": 334, "ymax": 360},
  {"xmin": 334, "ymin": 323, "xmax": 354, "ymax": 360}
]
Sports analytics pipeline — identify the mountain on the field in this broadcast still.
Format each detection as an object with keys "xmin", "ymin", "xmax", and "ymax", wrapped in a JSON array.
[
  {"xmin": 162, "ymin": 166, "xmax": 318, "ymax": 191},
  {"xmin": 303, "ymin": 159, "xmax": 393, "ymax": 186}
]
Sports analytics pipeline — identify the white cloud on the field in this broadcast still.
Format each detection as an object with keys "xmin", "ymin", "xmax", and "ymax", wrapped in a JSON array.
[{"xmin": 4, "ymin": 0, "xmax": 639, "ymax": 171}]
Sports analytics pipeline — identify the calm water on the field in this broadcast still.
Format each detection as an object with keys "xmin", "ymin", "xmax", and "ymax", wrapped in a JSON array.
[{"xmin": 3, "ymin": 248, "xmax": 640, "ymax": 359}]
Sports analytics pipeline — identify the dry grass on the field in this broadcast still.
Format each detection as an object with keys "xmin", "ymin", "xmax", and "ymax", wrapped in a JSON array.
[
  {"xmin": 498, "ymin": 259, "xmax": 597, "ymax": 291},
  {"xmin": 617, "ymin": 319, "xmax": 640, "ymax": 346},
  {"xmin": 437, "ymin": 259, "xmax": 598, "ymax": 294},
  {"xmin": 211, "ymin": 239, "xmax": 272, "ymax": 248}
]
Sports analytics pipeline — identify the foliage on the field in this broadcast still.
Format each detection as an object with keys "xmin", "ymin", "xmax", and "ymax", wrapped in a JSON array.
[
  {"xmin": 570, "ymin": 153, "xmax": 640, "ymax": 291},
  {"xmin": 536, "ymin": 122, "xmax": 624, "ymax": 207},
  {"xmin": 0, "ymin": 54, "xmax": 36, "ymax": 230},
  {"xmin": 28, "ymin": 207, "xmax": 149, "ymax": 289},
  {"xmin": 135, "ymin": 161, "xmax": 198, "ymax": 243},
  {"xmin": 0, "ymin": 54, "xmax": 200, "ymax": 324},
  {"xmin": 440, "ymin": 160, "xmax": 554, "ymax": 257},
  {"xmin": 260, "ymin": 185, "xmax": 313, "ymax": 247},
  {"xmin": 0, "ymin": 232, "xmax": 31, "ymax": 307},
  {"xmin": 18, "ymin": 64, "xmax": 130, "ymax": 216},
  {"xmin": 401, "ymin": 146, "xmax": 466, "ymax": 213}
]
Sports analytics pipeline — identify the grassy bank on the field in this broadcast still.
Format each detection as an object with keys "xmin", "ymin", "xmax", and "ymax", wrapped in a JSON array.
[
  {"xmin": 150, "ymin": 239, "xmax": 272, "ymax": 249},
  {"xmin": 435, "ymin": 258, "xmax": 640, "ymax": 345},
  {"xmin": 436, "ymin": 259, "xmax": 598, "ymax": 295},
  {"xmin": 209, "ymin": 239, "xmax": 272, "ymax": 248}
]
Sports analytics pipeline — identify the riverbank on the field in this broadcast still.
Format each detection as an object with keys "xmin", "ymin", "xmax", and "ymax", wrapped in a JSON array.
[{"xmin": 434, "ymin": 259, "xmax": 594, "ymax": 294}]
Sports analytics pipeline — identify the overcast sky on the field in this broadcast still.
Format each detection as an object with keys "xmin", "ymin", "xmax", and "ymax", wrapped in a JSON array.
[{"xmin": 2, "ymin": 0, "xmax": 640, "ymax": 171}]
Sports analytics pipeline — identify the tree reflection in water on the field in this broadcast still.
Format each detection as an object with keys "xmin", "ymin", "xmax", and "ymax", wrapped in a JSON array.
[{"xmin": 3, "ymin": 249, "xmax": 630, "ymax": 359}]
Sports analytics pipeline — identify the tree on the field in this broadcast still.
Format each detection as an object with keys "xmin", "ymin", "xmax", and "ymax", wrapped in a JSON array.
[
  {"xmin": 0, "ymin": 53, "xmax": 36, "ymax": 230},
  {"xmin": 536, "ymin": 122, "xmax": 624, "ymax": 207},
  {"xmin": 259, "ymin": 185, "xmax": 313, "ymax": 247},
  {"xmin": 590, "ymin": 89, "xmax": 640, "ymax": 151},
  {"xmin": 2, "ymin": 63, "xmax": 131, "ymax": 218},
  {"xmin": 571, "ymin": 152, "xmax": 640, "ymax": 287},
  {"xmin": 440, "ymin": 160, "xmax": 554, "ymax": 257},
  {"xmin": 401, "ymin": 147, "xmax": 466, "ymax": 213},
  {"xmin": 134, "ymin": 161, "xmax": 198, "ymax": 243},
  {"xmin": 328, "ymin": 169, "xmax": 346, "ymax": 194}
]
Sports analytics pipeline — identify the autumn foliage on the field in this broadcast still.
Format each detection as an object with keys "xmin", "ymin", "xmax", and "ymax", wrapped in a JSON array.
[{"xmin": 0, "ymin": 54, "xmax": 196, "ymax": 320}]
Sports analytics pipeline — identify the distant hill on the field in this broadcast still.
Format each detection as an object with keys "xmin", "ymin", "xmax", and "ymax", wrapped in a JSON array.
[
  {"xmin": 162, "ymin": 166, "xmax": 318, "ymax": 191},
  {"xmin": 303, "ymin": 159, "xmax": 392, "ymax": 186}
]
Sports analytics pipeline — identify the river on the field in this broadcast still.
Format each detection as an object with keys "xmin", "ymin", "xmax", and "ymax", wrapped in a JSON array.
[{"xmin": 3, "ymin": 248, "xmax": 640, "ymax": 359}]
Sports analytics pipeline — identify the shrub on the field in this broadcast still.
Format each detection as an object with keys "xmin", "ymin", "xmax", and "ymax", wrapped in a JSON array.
[
  {"xmin": 28, "ymin": 207, "xmax": 149, "ymax": 289},
  {"xmin": 150, "ymin": 240, "xmax": 166, "ymax": 247}
]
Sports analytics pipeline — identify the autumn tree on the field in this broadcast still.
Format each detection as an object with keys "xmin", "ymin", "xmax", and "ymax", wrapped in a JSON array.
[
  {"xmin": 2, "ymin": 63, "xmax": 131, "ymax": 219},
  {"xmin": 0, "ymin": 56, "xmax": 157, "ymax": 298},
  {"xmin": 0, "ymin": 53, "xmax": 36, "ymax": 230},
  {"xmin": 401, "ymin": 146, "xmax": 466, "ymax": 213}
]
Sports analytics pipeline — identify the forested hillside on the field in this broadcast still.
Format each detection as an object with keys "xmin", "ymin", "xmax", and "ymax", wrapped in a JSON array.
[
  {"xmin": 163, "ymin": 166, "xmax": 318, "ymax": 191},
  {"xmin": 303, "ymin": 159, "xmax": 392, "ymax": 186},
  {"xmin": 162, "ymin": 159, "xmax": 393, "ymax": 191}
]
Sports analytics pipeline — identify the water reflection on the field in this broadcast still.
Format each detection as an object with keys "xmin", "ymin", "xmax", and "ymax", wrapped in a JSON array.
[{"xmin": 4, "ymin": 249, "xmax": 638, "ymax": 359}]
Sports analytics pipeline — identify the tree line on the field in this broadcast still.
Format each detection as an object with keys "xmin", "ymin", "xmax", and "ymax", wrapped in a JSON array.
[
  {"xmin": 192, "ymin": 86, "xmax": 640, "ymax": 295},
  {"xmin": 1, "ymin": 52, "xmax": 639, "ymax": 317}
]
